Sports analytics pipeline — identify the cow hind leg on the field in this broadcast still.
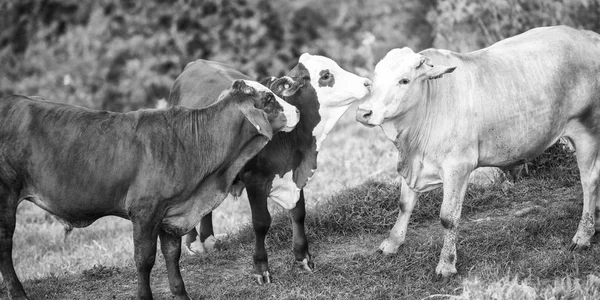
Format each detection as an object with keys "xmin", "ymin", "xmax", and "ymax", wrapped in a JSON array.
[
  {"xmin": 159, "ymin": 229, "xmax": 189, "ymax": 300},
  {"xmin": 379, "ymin": 177, "xmax": 419, "ymax": 254},
  {"xmin": 569, "ymin": 132, "xmax": 600, "ymax": 251},
  {"xmin": 0, "ymin": 186, "xmax": 28, "ymax": 300},
  {"xmin": 246, "ymin": 178, "xmax": 272, "ymax": 285},
  {"xmin": 289, "ymin": 190, "xmax": 313, "ymax": 271}
]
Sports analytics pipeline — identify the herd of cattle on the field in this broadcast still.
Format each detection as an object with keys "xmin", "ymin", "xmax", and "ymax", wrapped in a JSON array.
[{"xmin": 1, "ymin": 25, "xmax": 600, "ymax": 299}]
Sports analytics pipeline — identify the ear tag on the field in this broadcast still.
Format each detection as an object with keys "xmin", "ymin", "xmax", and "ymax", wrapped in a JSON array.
[{"xmin": 284, "ymin": 84, "xmax": 290, "ymax": 89}]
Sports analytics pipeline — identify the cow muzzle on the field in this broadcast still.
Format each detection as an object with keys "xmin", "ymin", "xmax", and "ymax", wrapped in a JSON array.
[{"xmin": 355, "ymin": 108, "xmax": 377, "ymax": 127}]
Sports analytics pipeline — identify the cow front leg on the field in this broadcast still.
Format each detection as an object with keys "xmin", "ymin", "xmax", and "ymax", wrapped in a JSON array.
[
  {"xmin": 132, "ymin": 220, "xmax": 159, "ymax": 300},
  {"xmin": 159, "ymin": 229, "xmax": 189, "ymax": 300},
  {"xmin": 184, "ymin": 213, "xmax": 214, "ymax": 255},
  {"xmin": 570, "ymin": 137, "xmax": 599, "ymax": 251},
  {"xmin": 290, "ymin": 190, "xmax": 313, "ymax": 271},
  {"xmin": 0, "ymin": 188, "xmax": 28, "ymax": 300},
  {"xmin": 379, "ymin": 177, "xmax": 419, "ymax": 254},
  {"xmin": 435, "ymin": 166, "xmax": 471, "ymax": 278},
  {"xmin": 246, "ymin": 178, "xmax": 272, "ymax": 284}
]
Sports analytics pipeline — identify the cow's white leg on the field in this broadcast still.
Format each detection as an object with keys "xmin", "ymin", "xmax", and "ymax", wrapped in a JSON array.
[
  {"xmin": 570, "ymin": 133, "xmax": 599, "ymax": 250},
  {"xmin": 435, "ymin": 166, "xmax": 471, "ymax": 278},
  {"xmin": 379, "ymin": 177, "xmax": 419, "ymax": 254}
]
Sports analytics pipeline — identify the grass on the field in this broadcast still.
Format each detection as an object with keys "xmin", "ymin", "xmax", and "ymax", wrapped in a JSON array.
[{"xmin": 4, "ymin": 108, "xmax": 600, "ymax": 299}]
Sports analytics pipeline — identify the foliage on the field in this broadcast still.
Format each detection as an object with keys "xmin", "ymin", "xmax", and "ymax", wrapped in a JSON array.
[
  {"xmin": 0, "ymin": 0, "xmax": 433, "ymax": 111},
  {"xmin": 428, "ymin": 0, "xmax": 600, "ymax": 51}
]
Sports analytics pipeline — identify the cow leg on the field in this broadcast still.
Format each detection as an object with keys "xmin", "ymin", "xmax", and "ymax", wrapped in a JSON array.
[
  {"xmin": 159, "ymin": 229, "xmax": 189, "ymax": 300},
  {"xmin": 290, "ymin": 189, "xmax": 313, "ymax": 271},
  {"xmin": 379, "ymin": 177, "xmax": 419, "ymax": 254},
  {"xmin": 569, "ymin": 134, "xmax": 600, "ymax": 251},
  {"xmin": 246, "ymin": 177, "xmax": 272, "ymax": 284},
  {"xmin": 132, "ymin": 220, "xmax": 159, "ymax": 300},
  {"xmin": 184, "ymin": 213, "xmax": 214, "ymax": 255},
  {"xmin": 0, "ymin": 188, "xmax": 28, "ymax": 300},
  {"xmin": 435, "ymin": 166, "xmax": 471, "ymax": 278}
]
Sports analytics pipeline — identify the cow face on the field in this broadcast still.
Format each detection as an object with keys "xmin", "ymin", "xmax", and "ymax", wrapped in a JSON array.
[
  {"xmin": 232, "ymin": 80, "xmax": 299, "ymax": 136},
  {"xmin": 298, "ymin": 53, "xmax": 372, "ymax": 108},
  {"xmin": 280, "ymin": 53, "xmax": 372, "ymax": 150},
  {"xmin": 356, "ymin": 47, "xmax": 456, "ymax": 126}
]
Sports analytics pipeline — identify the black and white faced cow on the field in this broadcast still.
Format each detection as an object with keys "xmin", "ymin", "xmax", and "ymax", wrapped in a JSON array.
[
  {"xmin": 356, "ymin": 25, "xmax": 600, "ymax": 278},
  {"xmin": 169, "ymin": 53, "xmax": 371, "ymax": 283}
]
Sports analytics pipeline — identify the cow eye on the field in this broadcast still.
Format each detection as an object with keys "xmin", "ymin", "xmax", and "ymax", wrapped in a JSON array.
[
  {"xmin": 266, "ymin": 93, "xmax": 274, "ymax": 102},
  {"xmin": 398, "ymin": 78, "xmax": 410, "ymax": 85},
  {"xmin": 321, "ymin": 71, "xmax": 331, "ymax": 80}
]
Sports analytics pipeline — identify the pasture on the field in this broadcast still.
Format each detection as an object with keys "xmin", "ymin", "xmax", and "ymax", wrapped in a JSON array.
[{"xmin": 4, "ymin": 111, "xmax": 600, "ymax": 299}]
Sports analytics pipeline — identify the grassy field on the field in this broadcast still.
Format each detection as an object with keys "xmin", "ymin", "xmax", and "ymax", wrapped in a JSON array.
[{"xmin": 5, "ymin": 108, "xmax": 600, "ymax": 299}]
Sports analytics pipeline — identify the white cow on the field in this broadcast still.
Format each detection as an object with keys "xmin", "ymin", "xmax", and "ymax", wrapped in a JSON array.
[{"xmin": 356, "ymin": 25, "xmax": 600, "ymax": 278}]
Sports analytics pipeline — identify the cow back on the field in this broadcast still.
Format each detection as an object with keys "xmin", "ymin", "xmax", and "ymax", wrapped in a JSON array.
[{"xmin": 169, "ymin": 60, "xmax": 252, "ymax": 108}]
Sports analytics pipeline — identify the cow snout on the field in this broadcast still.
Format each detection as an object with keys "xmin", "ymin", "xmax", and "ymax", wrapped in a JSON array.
[{"xmin": 355, "ymin": 108, "xmax": 375, "ymax": 127}]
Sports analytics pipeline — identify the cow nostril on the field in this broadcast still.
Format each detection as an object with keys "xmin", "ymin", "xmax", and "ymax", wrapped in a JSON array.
[
  {"xmin": 364, "ymin": 110, "xmax": 372, "ymax": 118},
  {"xmin": 364, "ymin": 80, "xmax": 372, "ymax": 91}
]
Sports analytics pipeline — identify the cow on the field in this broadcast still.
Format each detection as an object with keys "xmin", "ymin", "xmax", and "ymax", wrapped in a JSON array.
[
  {"xmin": 355, "ymin": 25, "xmax": 600, "ymax": 278},
  {"xmin": 0, "ymin": 80, "xmax": 298, "ymax": 300},
  {"xmin": 169, "ymin": 54, "xmax": 372, "ymax": 283}
]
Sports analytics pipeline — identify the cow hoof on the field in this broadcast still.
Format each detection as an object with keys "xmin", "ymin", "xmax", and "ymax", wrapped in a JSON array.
[
  {"xmin": 569, "ymin": 242, "xmax": 590, "ymax": 252},
  {"xmin": 297, "ymin": 258, "xmax": 314, "ymax": 272},
  {"xmin": 253, "ymin": 271, "xmax": 272, "ymax": 285},
  {"xmin": 435, "ymin": 273, "xmax": 452, "ymax": 284}
]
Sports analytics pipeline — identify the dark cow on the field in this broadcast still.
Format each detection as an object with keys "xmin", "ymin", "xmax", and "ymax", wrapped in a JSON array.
[
  {"xmin": 169, "ymin": 54, "xmax": 371, "ymax": 283},
  {"xmin": 0, "ymin": 80, "xmax": 297, "ymax": 300},
  {"xmin": 356, "ymin": 26, "xmax": 600, "ymax": 278}
]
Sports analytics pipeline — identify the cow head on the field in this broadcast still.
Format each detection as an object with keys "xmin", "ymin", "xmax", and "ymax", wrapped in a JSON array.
[
  {"xmin": 231, "ymin": 80, "xmax": 299, "ymax": 138},
  {"xmin": 273, "ymin": 53, "xmax": 372, "ymax": 150},
  {"xmin": 356, "ymin": 47, "xmax": 456, "ymax": 126}
]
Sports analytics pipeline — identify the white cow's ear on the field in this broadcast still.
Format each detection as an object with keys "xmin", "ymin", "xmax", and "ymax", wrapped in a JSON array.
[{"xmin": 425, "ymin": 65, "xmax": 457, "ymax": 80}]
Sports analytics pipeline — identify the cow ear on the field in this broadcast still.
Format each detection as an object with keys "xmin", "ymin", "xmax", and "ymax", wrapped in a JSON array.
[
  {"xmin": 425, "ymin": 65, "xmax": 457, "ymax": 80},
  {"xmin": 232, "ymin": 80, "xmax": 255, "ymax": 95},
  {"xmin": 270, "ymin": 76, "xmax": 303, "ymax": 97},
  {"xmin": 237, "ymin": 103, "xmax": 274, "ymax": 140}
]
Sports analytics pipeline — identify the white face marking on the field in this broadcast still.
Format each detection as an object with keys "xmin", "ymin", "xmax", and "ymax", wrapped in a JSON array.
[
  {"xmin": 268, "ymin": 171, "xmax": 301, "ymax": 210},
  {"xmin": 242, "ymin": 80, "xmax": 299, "ymax": 132},
  {"xmin": 298, "ymin": 53, "xmax": 372, "ymax": 149}
]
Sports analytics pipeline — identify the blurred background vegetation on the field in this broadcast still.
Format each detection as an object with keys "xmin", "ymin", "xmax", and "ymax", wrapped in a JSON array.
[{"xmin": 2, "ymin": 0, "xmax": 599, "ymax": 112}]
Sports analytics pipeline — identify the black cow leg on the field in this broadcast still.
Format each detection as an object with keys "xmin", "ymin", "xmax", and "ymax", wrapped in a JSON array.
[
  {"xmin": 199, "ymin": 213, "xmax": 214, "ymax": 243},
  {"xmin": 132, "ymin": 220, "xmax": 159, "ymax": 300},
  {"xmin": 159, "ymin": 229, "xmax": 189, "ymax": 300},
  {"xmin": 290, "ymin": 190, "xmax": 313, "ymax": 271},
  {"xmin": 247, "ymin": 178, "xmax": 272, "ymax": 284},
  {"xmin": 0, "ymin": 187, "xmax": 28, "ymax": 300},
  {"xmin": 184, "ymin": 213, "xmax": 214, "ymax": 255}
]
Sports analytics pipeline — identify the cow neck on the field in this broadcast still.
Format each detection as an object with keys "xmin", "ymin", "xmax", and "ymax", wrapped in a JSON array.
[
  {"xmin": 284, "ymin": 84, "xmax": 321, "ymax": 148},
  {"xmin": 386, "ymin": 77, "xmax": 457, "ymax": 179},
  {"xmin": 167, "ymin": 97, "xmax": 267, "ymax": 189}
]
